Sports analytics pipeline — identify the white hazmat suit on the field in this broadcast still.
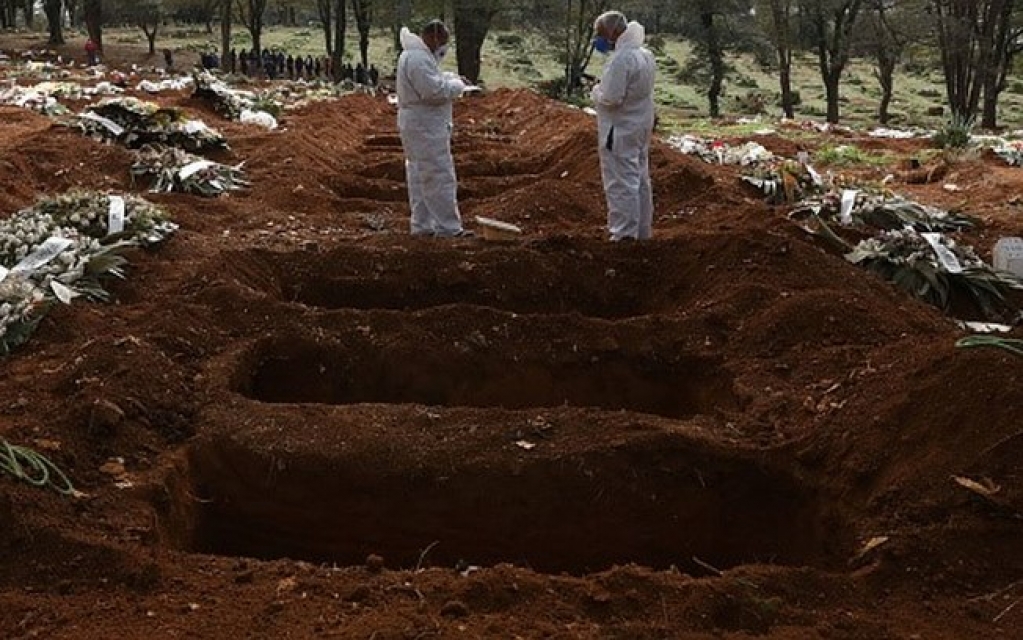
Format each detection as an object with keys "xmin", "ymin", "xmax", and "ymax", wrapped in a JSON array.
[
  {"xmin": 591, "ymin": 21, "xmax": 656, "ymax": 241},
  {"xmin": 396, "ymin": 27, "xmax": 467, "ymax": 237}
]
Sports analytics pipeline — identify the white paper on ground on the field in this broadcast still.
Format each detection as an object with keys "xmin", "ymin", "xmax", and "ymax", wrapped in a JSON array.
[
  {"xmin": 107, "ymin": 195, "xmax": 125, "ymax": 234},
  {"xmin": 0, "ymin": 264, "xmax": 8, "ymax": 283},
  {"xmin": 179, "ymin": 160, "xmax": 215, "ymax": 180},
  {"xmin": 959, "ymin": 320, "xmax": 1012, "ymax": 333},
  {"xmin": 50, "ymin": 280, "xmax": 78, "ymax": 304},
  {"xmin": 805, "ymin": 164, "xmax": 823, "ymax": 186},
  {"xmin": 11, "ymin": 237, "xmax": 74, "ymax": 274},
  {"xmin": 79, "ymin": 111, "xmax": 124, "ymax": 136},
  {"xmin": 239, "ymin": 109, "xmax": 278, "ymax": 129},
  {"xmin": 921, "ymin": 232, "xmax": 964, "ymax": 273},
  {"xmin": 840, "ymin": 189, "xmax": 858, "ymax": 224}
]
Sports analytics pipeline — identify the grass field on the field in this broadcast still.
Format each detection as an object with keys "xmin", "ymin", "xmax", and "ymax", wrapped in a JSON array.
[{"xmin": 25, "ymin": 23, "xmax": 1023, "ymax": 131}]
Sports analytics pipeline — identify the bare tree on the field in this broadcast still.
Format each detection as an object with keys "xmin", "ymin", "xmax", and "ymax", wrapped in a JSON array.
[
  {"xmin": 453, "ymin": 0, "xmax": 500, "ymax": 84},
  {"xmin": 44, "ymin": 0, "xmax": 65, "ymax": 45},
  {"xmin": 221, "ymin": 0, "xmax": 232, "ymax": 70},
  {"xmin": 561, "ymin": 0, "xmax": 608, "ymax": 97},
  {"xmin": 393, "ymin": 0, "xmax": 411, "ymax": 62},
  {"xmin": 83, "ymin": 0, "xmax": 103, "ymax": 52},
  {"xmin": 236, "ymin": 0, "xmax": 268, "ymax": 59},
  {"xmin": 135, "ymin": 0, "xmax": 162, "ymax": 55},
  {"xmin": 66, "ymin": 0, "xmax": 79, "ymax": 26},
  {"xmin": 980, "ymin": 1, "xmax": 1023, "ymax": 128},
  {"xmin": 800, "ymin": 0, "xmax": 864, "ymax": 123},
  {"xmin": 316, "ymin": 0, "xmax": 334, "ymax": 55},
  {"xmin": 0, "ymin": 0, "xmax": 14, "ymax": 28},
  {"xmin": 203, "ymin": 0, "xmax": 222, "ymax": 33},
  {"xmin": 759, "ymin": 0, "xmax": 797, "ymax": 118},
  {"xmin": 332, "ymin": 0, "xmax": 346, "ymax": 79},
  {"xmin": 930, "ymin": 0, "xmax": 1022, "ymax": 126},
  {"xmin": 21, "ymin": 0, "xmax": 33, "ymax": 28},
  {"xmin": 352, "ymin": 0, "xmax": 372, "ymax": 69},
  {"xmin": 854, "ymin": 0, "xmax": 931, "ymax": 125}
]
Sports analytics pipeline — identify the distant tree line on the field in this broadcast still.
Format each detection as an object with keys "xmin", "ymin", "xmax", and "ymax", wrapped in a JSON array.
[{"xmin": 17, "ymin": 0, "xmax": 1023, "ymax": 128}]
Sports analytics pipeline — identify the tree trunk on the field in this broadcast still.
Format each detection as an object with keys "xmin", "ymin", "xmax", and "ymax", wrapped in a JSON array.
[
  {"xmin": 83, "ymin": 0, "xmax": 102, "ymax": 51},
  {"xmin": 769, "ymin": 0, "xmax": 795, "ymax": 118},
  {"xmin": 778, "ymin": 51, "xmax": 794, "ymax": 118},
  {"xmin": 220, "ymin": 0, "xmax": 231, "ymax": 70},
  {"xmin": 22, "ymin": 0, "xmax": 33, "ymax": 28},
  {"xmin": 45, "ymin": 0, "xmax": 64, "ymax": 46},
  {"xmin": 316, "ymin": 0, "xmax": 333, "ymax": 55},
  {"xmin": 702, "ymin": 10, "xmax": 724, "ymax": 118},
  {"xmin": 877, "ymin": 58, "xmax": 895, "ymax": 125},
  {"xmin": 331, "ymin": 0, "xmax": 345, "ymax": 83},
  {"xmin": 351, "ymin": 0, "xmax": 371, "ymax": 69},
  {"xmin": 824, "ymin": 71, "xmax": 841, "ymax": 123},
  {"xmin": 453, "ymin": 0, "xmax": 494, "ymax": 84},
  {"xmin": 144, "ymin": 24, "xmax": 158, "ymax": 55},
  {"xmin": 394, "ymin": 0, "xmax": 411, "ymax": 62},
  {"xmin": 981, "ymin": 78, "xmax": 999, "ymax": 129},
  {"xmin": 65, "ymin": 0, "xmax": 78, "ymax": 26}
]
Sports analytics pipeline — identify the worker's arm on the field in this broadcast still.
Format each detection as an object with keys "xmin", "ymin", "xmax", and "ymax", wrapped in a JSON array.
[
  {"xmin": 591, "ymin": 54, "xmax": 631, "ymax": 110},
  {"xmin": 407, "ymin": 53, "xmax": 465, "ymax": 104}
]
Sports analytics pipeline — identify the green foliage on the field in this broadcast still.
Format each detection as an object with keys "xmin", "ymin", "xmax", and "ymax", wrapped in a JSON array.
[
  {"xmin": 495, "ymin": 34, "xmax": 524, "ymax": 48},
  {"xmin": 774, "ymin": 90, "xmax": 801, "ymax": 107},
  {"xmin": 733, "ymin": 91, "xmax": 767, "ymax": 115},
  {"xmin": 933, "ymin": 113, "xmax": 975, "ymax": 150},
  {"xmin": 646, "ymin": 33, "xmax": 666, "ymax": 55}
]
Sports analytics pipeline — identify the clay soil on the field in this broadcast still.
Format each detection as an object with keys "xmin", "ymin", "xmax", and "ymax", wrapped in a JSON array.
[{"xmin": 1, "ymin": 46, "xmax": 1023, "ymax": 640}]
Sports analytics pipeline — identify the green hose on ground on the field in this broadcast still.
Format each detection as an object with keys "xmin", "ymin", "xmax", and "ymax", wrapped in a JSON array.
[
  {"xmin": 955, "ymin": 335, "xmax": 1023, "ymax": 358},
  {"xmin": 0, "ymin": 438, "xmax": 79, "ymax": 496}
]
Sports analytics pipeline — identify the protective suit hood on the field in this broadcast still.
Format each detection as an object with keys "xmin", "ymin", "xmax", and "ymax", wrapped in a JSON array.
[
  {"xmin": 615, "ymin": 21, "xmax": 645, "ymax": 50},
  {"xmin": 400, "ymin": 27, "xmax": 431, "ymax": 54}
]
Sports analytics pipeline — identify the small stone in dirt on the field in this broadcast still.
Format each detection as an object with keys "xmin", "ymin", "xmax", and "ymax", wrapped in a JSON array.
[
  {"xmin": 90, "ymin": 399, "xmax": 125, "ymax": 431},
  {"xmin": 234, "ymin": 570, "xmax": 255, "ymax": 584},
  {"xmin": 99, "ymin": 459, "xmax": 126, "ymax": 476},
  {"xmin": 266, "ymin": 600, "xmax": 286, "ymax": 615},
  {"xmin": 346, "ymin": 585, "xmax": 371, "ymax": 602},
  {"xmin": 365, "ymin": 554, "xmax": 385, "ymax": 573},
  {"xmin": 440, "ymin": 600, "xmax": 469, "ymax": 618}
]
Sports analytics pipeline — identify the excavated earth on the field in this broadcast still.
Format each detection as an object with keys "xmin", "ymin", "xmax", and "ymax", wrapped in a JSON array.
[{"xmin": 1, "ymin": 50, "xmax": 1022, "ymax": 639}]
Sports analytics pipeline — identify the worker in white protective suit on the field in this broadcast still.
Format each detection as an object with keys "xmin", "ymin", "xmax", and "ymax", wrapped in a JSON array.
[
  {"xmin": 396, "ymin": 20, "xmax": 474, "ymax": 238},
  {"xmin": 590, "ymin": 11, "xmax": 656, "ymax": 241}
]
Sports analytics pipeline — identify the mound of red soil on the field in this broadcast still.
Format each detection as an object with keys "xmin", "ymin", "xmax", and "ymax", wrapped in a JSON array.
[{"xmin": 1, "ymin": 53, "xmax": 1023, "ymax": 639}]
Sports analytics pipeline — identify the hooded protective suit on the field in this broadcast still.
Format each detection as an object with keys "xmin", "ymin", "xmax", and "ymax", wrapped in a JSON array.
[
  {"xmin": 396, "ymin": 27, "xmax": 467, "ymax": 236},
  {"xmin": 591, "ymin": 21, "xmax": 656, "ymax": 241}
]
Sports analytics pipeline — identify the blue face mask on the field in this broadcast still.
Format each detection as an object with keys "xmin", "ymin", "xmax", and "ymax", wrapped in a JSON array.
[{"xmin": 593, "ymin": 35, "xmax": 612, "ymax": 55}]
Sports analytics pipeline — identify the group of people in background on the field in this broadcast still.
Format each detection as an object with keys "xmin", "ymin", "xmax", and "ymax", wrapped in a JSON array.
[{"xmin": 198, "ymin": 47, "xmax": 379, "ymax": 85}]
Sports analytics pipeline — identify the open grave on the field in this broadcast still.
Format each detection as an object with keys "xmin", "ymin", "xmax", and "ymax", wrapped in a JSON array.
[{"xmin": 1, "ymin": 63, "xmax": 1022, "ymax": 638}]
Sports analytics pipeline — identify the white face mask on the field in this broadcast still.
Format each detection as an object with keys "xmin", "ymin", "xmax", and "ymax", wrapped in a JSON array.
[{"xmin": 434, "ymin": 44, "xmax": 449, "ymax": 62}]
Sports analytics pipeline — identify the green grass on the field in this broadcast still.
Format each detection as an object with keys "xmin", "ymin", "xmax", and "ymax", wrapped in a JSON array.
[{"xmin": 813, "ymin": 144, "xmax": 893, "ymax": 167}]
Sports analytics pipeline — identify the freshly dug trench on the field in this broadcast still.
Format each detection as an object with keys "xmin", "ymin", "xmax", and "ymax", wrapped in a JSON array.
[
  {"xmin": 162, "ymin": 423, "xmax": 849, "ymax": 575},
  {"xmin": 229, "ymin": 242, "xmax": 698, "ymax": 318},
  {"xmin": 233, "ymin": 336, "xmax": 737, "ymax": 420}
]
